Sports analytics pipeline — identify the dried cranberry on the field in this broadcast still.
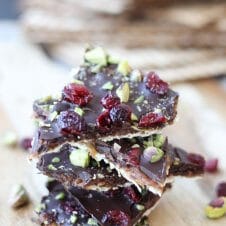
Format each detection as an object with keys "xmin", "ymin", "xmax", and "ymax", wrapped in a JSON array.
[
  {"xmin": 209, "ymin": 197, "xmax": 224, "ymax": 208},
  {"xmin": 187, "ymin": 153, "xmax": 205, "ymax": 168},
  {"xmin": 138, "ymin": 112, "xmax": 166, "ymax": 128},
  {"xmin": 102, "ymin": 210, "xmax": 130, "ymax": 226},
  {"xmin": 123, "ymin": 186, "xmax": 141, "ymax": 203},
  {"xmin": 57, "ymin": 111, "xmax": 86, "ymax": 135},
  {"xmin": 101, "ymin": 94, "xmax": 120, "ymax": 109},
  {"xmin": 96, "ymin": 110, "xmax": 112, "ymax": 132},
  {"xmin": 62, "ymin": 83, "xmax": 93, "ymax": 106},
  {"xmin": 127, "ymin": 147, "xmax": 141, "ymax": 166},
  {"xmin": 145, "ymin": 72, "xmax": 169, "ymax": 95},
  {"xmin": 205, "ymin": 158, "xmax": 218, "ymax": 173},
  {"xmin": 109, "ymin": 104, "xmax": 131, "ymax": 126},
  {"xmin": 216, "ymin": 182, "xmax": 226, "ymax": 197},
  {"xmin": 61, "ymin": 201, "xmax": 75, "ymax": 214},
  {"xmin": 20, "ymin": 137, "xmax": 32, "ymax": 150}
]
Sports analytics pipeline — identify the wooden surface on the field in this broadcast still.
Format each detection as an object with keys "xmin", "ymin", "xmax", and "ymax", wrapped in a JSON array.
[{"xmin": 0, "ymin": 24, "xmax": 226, "ymax": 225}]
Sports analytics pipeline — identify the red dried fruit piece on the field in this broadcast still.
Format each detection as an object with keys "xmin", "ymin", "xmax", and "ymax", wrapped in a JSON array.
[
  {"xmin": 100, "ymin": 94, "xmax": 120, "ymax": 109},
  {"xmin": 216, "ymin": 182, "xmax": 226, "ymax": 197},
  {"xmin": 127, "ymin": 147, "xmax": 141, "ymax": 166},
  {"xmin": 145, "ymin": 72, "xmax": 169, "ymax": 95},
  {"xmin": 102, "ymin": 210, "xmax": 130, "ymax": 226},
  {"xmin": 205, "ymin": 158, "xmax": 218, "ymax": 173},
  {"xmin": 57, "ymin": 111, "xmax": 86, "ymax": 135},
  {"xmin": 96, "ymin": 110, "xmax": 112, "ymax": 132},
  {"xmin": 123, "ymin": 186, "xmax": 141, "ymax": 203},
  {"xmin": 109, "ymin": 104, "xmax": 132, "ymax": 126},
  {"xmin": 138, "ymin": 112, "xmax": 166, "ymax": 128},
  {"xmin": 62, "ymin": 83, "xmax": 93, "ymax": 106},
  {"xmin": 20, "ymin": 137, "xmax": 32, "ymax": 150},
  {"xmin": 187, "ymin": 153, "xmax": 205, "ymax": 168},
  {"xmin": 61, "ymin": 201, "xmax": 75, "ymax": 214},
  {"xmin": 209, "ymin": 197, "xmax": 225, "ymax": 208}
]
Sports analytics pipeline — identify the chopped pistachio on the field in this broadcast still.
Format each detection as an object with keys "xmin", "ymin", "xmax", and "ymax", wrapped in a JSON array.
[
  {"xmin": 108, "ymin": 55, "xmax": 120, "ymax": 64},
  {"xmin": 47, "ymin": 164, "xmax": 57, "ymax": 171},
  {"xmin": 70, "ymin": 214, "xmax": 78, "ymax": 224},
  {"xmin": 91, "ymin": 64, "xmax": 102, "ymax": 73},
  {"xmin": 153, "ymin": 134, "xmax": 166, "ymax": 148},
  {"xmin": 130, "ymin": 69, "xmax": 142, "ymax": 82},
  {"xmin": 55, "ymin": 192, "xmax": 65, "ymax": 200},
  {"xmin": 69, "ymin": 149, "xmax": 90, "ymax": 168},
  {"xmin": 87, "ymin": 218, "xmax": 98, "ymax": 225},
  {"xmin": 1, "ymin": 131, "xmax": 17, "ymax": 147},
  {"xmin": 74, "ymin": 107, "xmax": 84, "ymax": 116},
  {"xmin": 35, "ymin": 203, "xmax": 46, "ymax": 213},
  {"xmin": 117, "ymin": 60, "xmax": 131, "ymax": 76},
  {"xmin": 72, "ymin": 79, "xmax": 84, "ymax": 85},
  {"xmin": 136, "ymin": 204, "xmax": 145, "ymax": 211},
  {"xmin": 49, "ymin": 111, "xmax": 58, "ymax": 121},
  {"xmin": 131, "ymin": 113, "xmax": 138, "ymax": 121},
  {"xmin": 39, "ymin": 95, "xmax": 52, "ymax": 103},
  {"xmin": 205, "ymin": 205, "xmax": 226, "ymax": 219},
  {"xmin": 84, "ymin": 47, "xmax": 107, "ymax": 67},
  {"xmin": 143, "ymin": 138, "xmax": 154, "ymax": 148},
  {"xmin": 8, "ymin": 184, "xmax": 29, "ymax": 208},
  {"xmin": 51, "ymin": 157, "xmax": 60, "ymax": 163},
  {"xmin": 102, "ymin": 81, "xmax": 114, "ymax": 90},
  {"xmin": 116, "ymin": 82, "xmax": 130, "ymax": 102},
  {"xmin": 173, "ymin": 157, "xmax": 180, "ymax": 166},
  {"xmin": 150, "ymin": 148, "xmax": 164, "ymax": 163},
  {"xmin": 134, "ymin": 95, "xmax": 144, "ymax": 104}
]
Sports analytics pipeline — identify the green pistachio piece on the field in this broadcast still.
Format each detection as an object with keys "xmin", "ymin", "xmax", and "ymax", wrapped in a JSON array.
[
  {"xmin": 48, "ymin": 164, "xmax": 57, "ymax": 171},
  {"xmin": 116, "ymin": 82, "xmax": 130, "ymax": 102},
  {"xmin": 74, "ymin": 107, "xmax": 84, "ymax": 116},
  {"xmin": 51, "ymin": 157, "xmax": 60, "ymax": 163},
  {"xmin": 72, "ymin": 79, "xmax": 84, "ymax": 85},
  {"xmin": 84, "ymin": 47, "xmax": 107, "ymax": 66},
  {"xmin": 35, "ymin": 203, "xmax": 46, "ymax": 213},
  {"xmin": 130, "ymin": 69, "xmax": 142, "ymax": 82},
  {"xmin": 173, "ymin": 157, "xmax": 180, "ymax": 166},
  {"xmin": 70, "ymin": 214, "xmax": 78, "ymax": 224},
  {"xmin": 102, "ymin": 81, "xmax": 114, "ymax": 90},
  {"xmin": 117, "ymin": 60, "xmax": 131, "ymax": 76},
  {"xmin": 108, "ymin": 55, "xmax": 120, "ymax": 64},
  {"xmin": 91, "ymin": 64, "xmax": 102, "ymax": 73},
  {"xmin": 1, "ymin": 131, "xmax": 17, "ymax": 147},
  {"xmin": 205, "ymin": 205, "xmax": 226, "ymax": 219},
  {"xmin": 49, "ymin": 111, "xmax": 58, "ymax": 121},
  {"xmin": 131, "ymin": 113, "xmax": 138, "ymax": 121},
  {"xmin": 69, "ymin": 149, "xmax": 90, "ymax": 168},
  {"xmin": 39, "ymin": 95, "xmax": 52, "ymax": 103},
  {"xmin": 134, "ymin": 95, "xmax": 144, "ymax": 104},
  {"xmin": 150, "ymin": 148, "xmax": 164, "ymax": 163},
  {"xmin": 87, "ymin": 218, "xmax": 98, "ymax": 225},
  {"xmin": 55, "ymin": 192, "xmax": 65, "ymax": 200},
  {"xmin": 143, "ymin": 138, "xmax": 153, "ymax": 148},
  {"xmin": 8, "ymin": 184, "xmax": 29, "ymax": 208},
  {"xmin": 153, "ymin": 134, "xmax": 166, "ymax": 148},
  {"xmin": 136, "ymin": 204, "xmax": 145, "ymax": 211},
  {"xmin": 136, "ymin": 217, "xmax": 149, "ymax": 226}
]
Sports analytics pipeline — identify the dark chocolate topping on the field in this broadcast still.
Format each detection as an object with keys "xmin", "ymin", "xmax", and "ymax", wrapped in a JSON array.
[
  {"xmin": 37, "ymin": 143, "xmax": 127, "ymax": 189},
  {"xmin": 68, "ymin": 185, "xmax": 159, "ymax": 226},
  {"xmin": 32, "ymin": 61, "xmax": 178, "ymax": 155},
  {"xmin": 37, "ymin": 181, "xmax": 98, "ymax": 226}
]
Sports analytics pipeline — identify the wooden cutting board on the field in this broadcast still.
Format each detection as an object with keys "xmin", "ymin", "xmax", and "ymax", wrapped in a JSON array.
[{"xmin": 0, "ymin": 79, "xmax": 226, "ymax": 226}]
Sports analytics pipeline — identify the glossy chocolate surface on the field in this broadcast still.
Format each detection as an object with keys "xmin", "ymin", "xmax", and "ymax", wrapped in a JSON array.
[{"xmin": 32, "ymin": 62, "xmax": 178, "ymax": 155}]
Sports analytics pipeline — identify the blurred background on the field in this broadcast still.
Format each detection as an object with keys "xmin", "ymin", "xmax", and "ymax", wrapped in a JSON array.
[{"xmin": 0, "ymin": 0, "xmax": 226, "ymax": 225}]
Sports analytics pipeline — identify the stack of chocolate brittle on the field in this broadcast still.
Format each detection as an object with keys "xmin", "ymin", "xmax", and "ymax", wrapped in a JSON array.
[{"xmin": 31, "ymin": 47, "xmax": 205, "ymax": 226}]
